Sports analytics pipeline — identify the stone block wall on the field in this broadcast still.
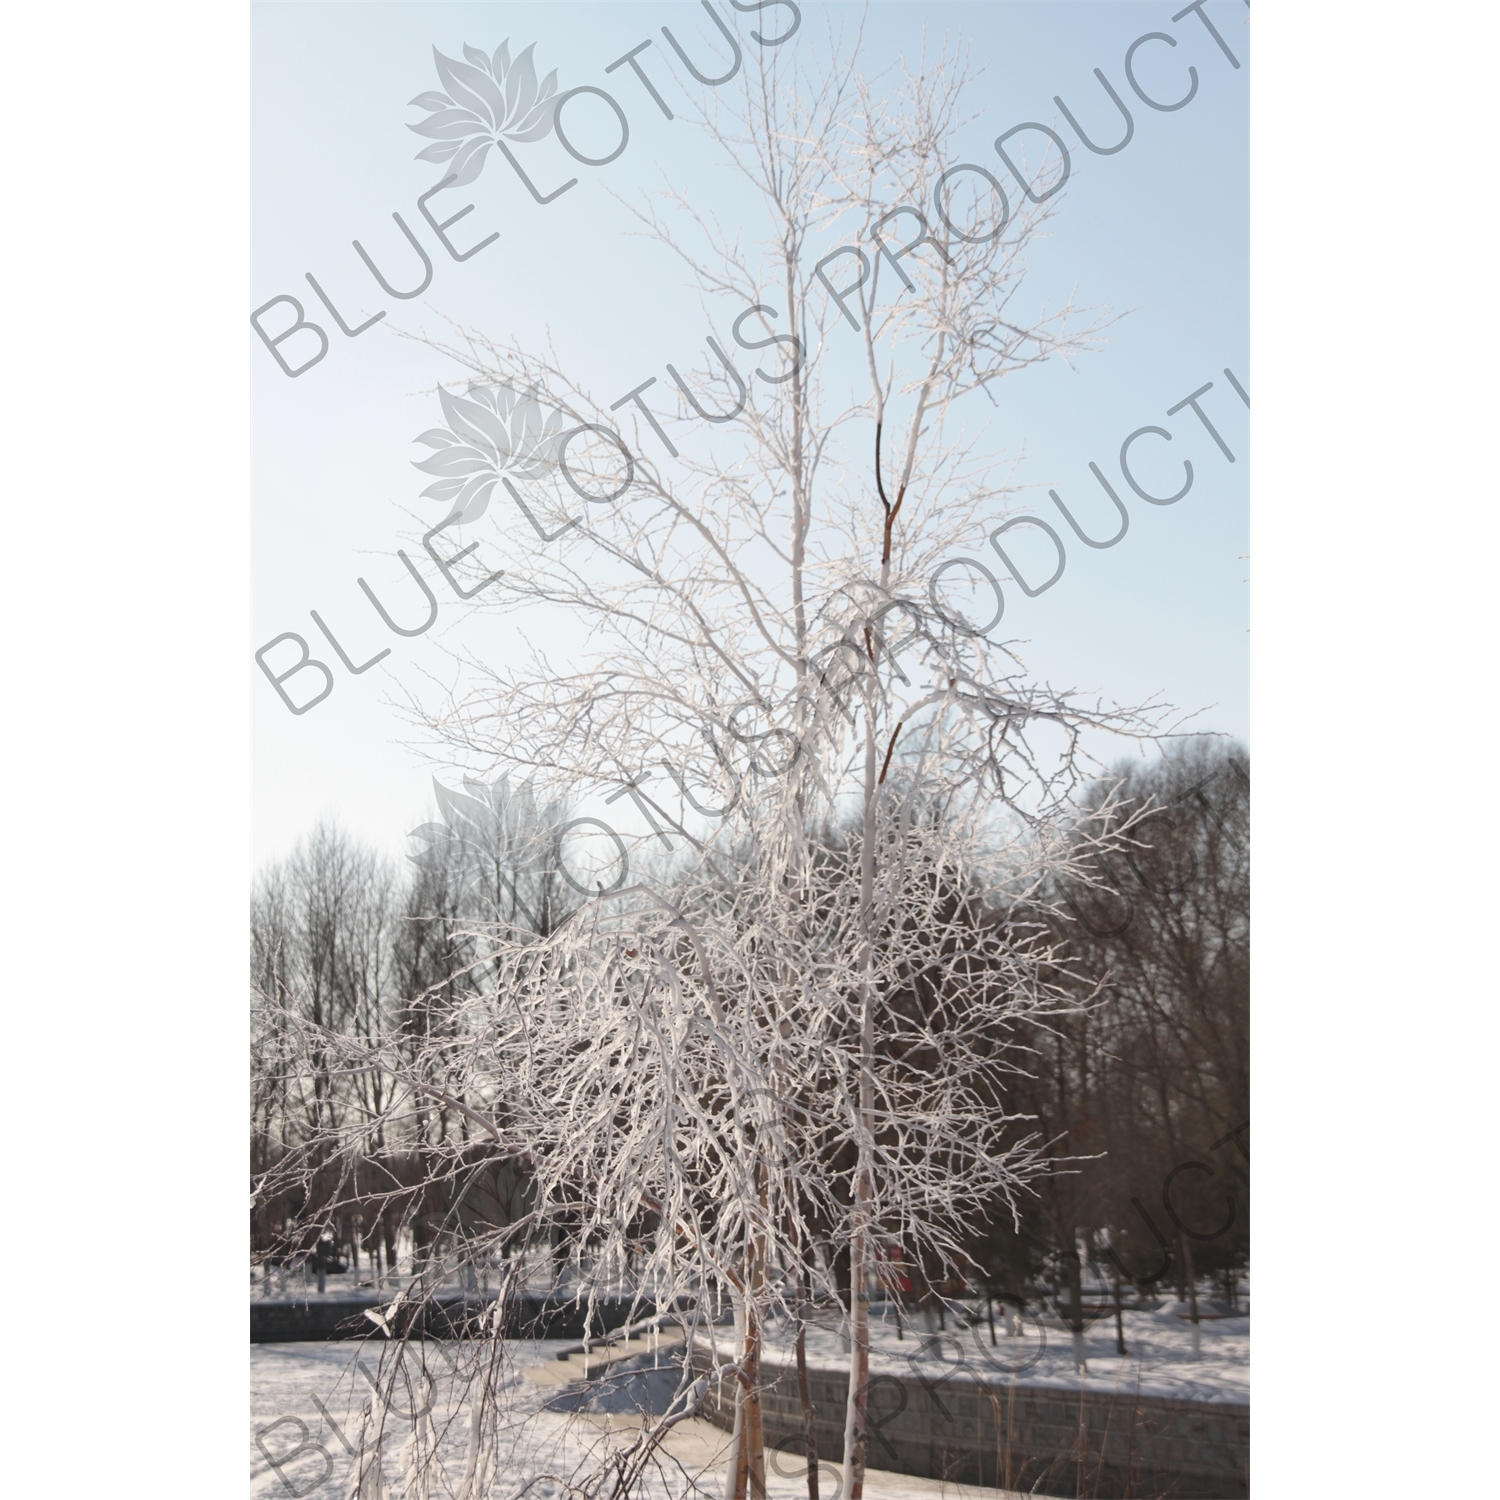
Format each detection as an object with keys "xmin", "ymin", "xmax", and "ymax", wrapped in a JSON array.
[
  {"xmin": 250, "ymin": 1292, "xmax": 649, "ymax": 1344},
  {"xmin": 688, "ymin": 1345, "xmax": 1248, "ymax": 1499}
]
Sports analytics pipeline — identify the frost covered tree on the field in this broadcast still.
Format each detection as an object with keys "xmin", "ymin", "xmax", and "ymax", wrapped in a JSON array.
[
  {"xmin": 252, "ymin": 824, "xmax": 404, "ymax": 1253},
  {"xmin": 262, "ymin": 19, "xmax": 1167, "ymax": 1500}
]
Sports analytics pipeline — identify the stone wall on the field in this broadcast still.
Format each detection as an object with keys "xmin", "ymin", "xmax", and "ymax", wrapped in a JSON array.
[
  {"xmin": 250, "ymin": 1293, "xmax": 649, "ymax": 1344},
  {"xmin": 688, "ymin": 1345, "xmax": 1248, "ymax": 1499}
]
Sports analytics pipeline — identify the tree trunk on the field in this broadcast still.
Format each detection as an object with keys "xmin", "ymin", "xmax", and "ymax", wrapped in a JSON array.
[
  {"xmin": 729, "ymin": 1212, "xmax": 769, "ymax": 1500},
  {"xmin": 1064, "ymin": 1238, "xmax": 1087, "ymax": 1373},
  {"xmin": 841, "ymin": 1220, "xmax": 870, "ymax": 1497},
  {"xmin": 795, "ymin": 1263, "xmax": 820, "ymax": 1500},
  {"xmin": 1182, "ymin": 1237, "xmax": 1201, "ymax": 1359},
  {"xmin": 1111, "ymin": 1264, "xmax": 1128, "ymax": 1356},
  {"xmin": 728, "ymin": 1306, "xmax": 748, "ymax": 1500},
  {"xmin": 841, "ymin": 678, "xmax": 881, "ymax": 1500},
  {"xmin": 728, "ymin": 1307, "xmax": 767, "ymax": 1500},
  {"xmin": 745, "ymin": 1330, "xmax": 766, "ymax": 1500}
]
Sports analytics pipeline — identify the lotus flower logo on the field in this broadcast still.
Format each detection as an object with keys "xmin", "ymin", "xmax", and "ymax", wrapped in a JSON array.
[
  {"xmin": 409, "ymin": 775, "xmax": 560, "ymax": 925},
  {"xmin": 410, "ymin": 774, "xmax": 534, "ymax": 878},
  {"xmin": 408, "ymin": 41, "xmax": 560, "ymax": 187},
  {"xmin": 413, "ymin": 385, "xmax": 568, "ymax": 525}
]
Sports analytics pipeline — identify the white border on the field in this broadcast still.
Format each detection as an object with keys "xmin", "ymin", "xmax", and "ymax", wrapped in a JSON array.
[
  {"xmin": 1257, "ymin": 0, "xmax": 1497, "ymax": 1488},
  {"xmin": 7, "ymin": 0, "xmax": 1497, "ymax": 1491},
  {"xmin": 2, "ymin": 0, "xmax": 249, "ymax": 1486}
]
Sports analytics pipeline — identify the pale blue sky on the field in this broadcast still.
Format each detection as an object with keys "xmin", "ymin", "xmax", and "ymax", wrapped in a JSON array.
[{"xmin": 253, "ymin": 0, "xmax": 1249, "ymax": 865}]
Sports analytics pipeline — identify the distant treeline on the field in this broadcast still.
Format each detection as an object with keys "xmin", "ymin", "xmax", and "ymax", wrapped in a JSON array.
[{"xmin": 251, "ymin": 739, "xmax": 1247, "ymax": 1309}]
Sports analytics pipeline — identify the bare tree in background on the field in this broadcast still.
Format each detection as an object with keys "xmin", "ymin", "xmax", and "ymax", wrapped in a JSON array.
[
  {"xmin": 1051, "ymin": 741, "xmax": 1250, "ymax": 1299},
  {"xmin": 252, "ymin": 826, "xmax": 402, "ymax": 1251},
  {"xmin": 964, "ymin": 740, "xmax": 1248, "ymax": 1343}
]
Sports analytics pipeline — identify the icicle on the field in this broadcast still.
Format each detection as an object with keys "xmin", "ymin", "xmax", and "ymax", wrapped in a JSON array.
[
  {"xmin": 344, "ymin": 1404, "xmax": 390, "ymax": 1500},
  {"xmin": 396, "ymin": 1375, "xmax": 436, "ymax": 1500}
]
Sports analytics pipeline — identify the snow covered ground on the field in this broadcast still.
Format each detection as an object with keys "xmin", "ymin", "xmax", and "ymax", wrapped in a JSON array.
[
  {"xmin": 253, "ymin": 1313, "xmax": 1245, "ymax": 1499},
  {"xmin": 251, "ymin": 1338, "xmax": 1037, "ymax": 1500},
  {"xmin": 781, "ymin": 1303, "xmax": 1248, "ymax": 1407},
  {"xmin": 251, "ymin": 1272, "xmax": 1245, "ymax": 1496},
  {"xmin": 252, "ymin": 1336, "xmax": 603, "ymax": 1500}
]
